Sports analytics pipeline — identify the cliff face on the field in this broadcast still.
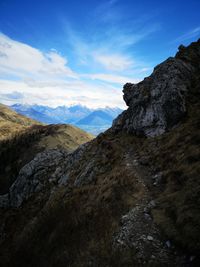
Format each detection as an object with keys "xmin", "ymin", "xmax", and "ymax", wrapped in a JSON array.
[
  {"xmin": 113, "ymin": 40, "xmax": 200, "ymax": 136},
  {"xmin": 0, "ymin": 40, "xmax": 200, "ymax": 267}
]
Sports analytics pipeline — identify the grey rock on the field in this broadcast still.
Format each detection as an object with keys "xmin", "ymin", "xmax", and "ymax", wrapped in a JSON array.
[
  {"xmin": 113, "ymin": 201, "xmax": 173, "ymax": 263},
  {"xmin": 112, "ymin": 41, "xmax": 200, "ymax": 137},
  {"xmin": 0, "ymin": 140, "xmax": 92, "ymax": 208},
  {"xmin": 0, "ymin": 194, "xmax": 9, "ymax": 208},
  {"xmin": 58, "ymin": 174, "xmax": 69, "ymax": 186},
  {"xmin": 147, "ymin": 235, "xmax": 154, "ymax": 241},
  {"xmin": 0, "ymin": 149, "xmax": 68, "ymax": 208},
  {"xmin": 74, "ymin": 159, "xmax": 96, "ymax": 187},
  {"xmin": 148, "ymin": 200, "xmax": 156, "ymax": 208},
  {"xmin": 166, "ymin": 240, "xmax": 171, "ymax": 248}
]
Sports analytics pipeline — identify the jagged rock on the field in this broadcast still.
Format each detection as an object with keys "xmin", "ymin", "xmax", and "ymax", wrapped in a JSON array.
[
  {"xmin": 113, "ymin": 203, "xmax": 173, "ymax": 263},
  {"xmin": 0, "ymin": 40, "xmax": 200, "ymax": 267},
  {"xmin": 112, "ymin": 40, "xmax": 200, "ymax": 136},
  {"xmin": 0, "ymin": 141, "xmax": 92, "ymax": 208},
  {"xmin": 58, "ymin": 174, "xmax": 69, "ymax": 186},
  {"xmin": 74, "ymin": 159, "xmax": 96, "ymax": 186},
  {"xmin": 0, "ymin": 149, "xmax": 68, "ymax": 208}
]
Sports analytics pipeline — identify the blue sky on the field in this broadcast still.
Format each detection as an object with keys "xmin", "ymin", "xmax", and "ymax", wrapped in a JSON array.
[{"xmin": 0, "ymin": 0, "xmax": 200, "ymax": 108}]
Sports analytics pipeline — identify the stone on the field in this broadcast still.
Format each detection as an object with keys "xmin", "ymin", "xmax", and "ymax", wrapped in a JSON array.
[
  {"xmin": 147, "ymin": 235, "xmax": 154, "ymax": 241},
  {"xmin": 165, "ymin": 240, "xmax": 171, "ymax": 248},
  {"xmin": 144, "ymin": 213, "xmax": 152, "ymax": 220},
  {"xmin": 112, "ymin": 40, "xmax": 200, "ymax": 137},
  {"xmin": 0, "ymin": 194, "xmax": 9, "ymax": 208},
  {"xmin": 149, "ymin": 200, "xmax": 156, "ymax": 207},
  {"xmin": 0, "ymin": 149, "xmax": 68, "ymax": 208},
  {"xmin": 58, "ymin": 174, "xmax": 69, "ymax": 186}
]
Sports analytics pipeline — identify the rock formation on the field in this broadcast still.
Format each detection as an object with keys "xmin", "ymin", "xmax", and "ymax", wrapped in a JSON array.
[
  {"xmin": 113, "ymin": 40, "xmax": 200, "ymax": 136},
  {"xmin": 0, "ymin": 40, "xmax": 200, "ymax": 267},
  {"xmin": 0, "ymin": 149, "xmax": 68, "ymax": 208},
  {"xmin": 0, "ymin": 106, "xmax": 93, "ymax": 195}
]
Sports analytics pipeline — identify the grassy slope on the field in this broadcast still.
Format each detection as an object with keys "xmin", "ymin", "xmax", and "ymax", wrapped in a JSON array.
[
  {"xmin": 0, "ymin": 43, "xmax": 199, "ymax": 266},
  {"xmin": 0, "ymin": 105, "xmax": 93, "ymax": 194},
  {"xmin": 1, "ymin": 93, "xmax": 199, "ymax": 266},
  {"xmin": 148, "ymin": 74, "xmax": 200, "ymax": 253},
  {"xmin": 0, "ymin": 103, "xmax": 40, "ymax": 141}
]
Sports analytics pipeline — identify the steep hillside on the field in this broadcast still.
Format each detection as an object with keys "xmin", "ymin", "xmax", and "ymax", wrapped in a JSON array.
[
  {"xmin": 0, "ymin": 103, "xmax": 40, "ymax": 140},
  {"xmin": 12, "ymin": 104, "xmax": 59, "ymax": 124},
  {"xmin": 0, "ymin": 40, "xmax": 199, "ymax": 266},
  {"xmin": 0, "ymin": 105, "xmax": 93, "ymax": 194}
]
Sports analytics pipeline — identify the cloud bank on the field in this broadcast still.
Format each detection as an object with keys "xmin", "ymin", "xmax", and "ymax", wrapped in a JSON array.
[
  {"xmin": 0, "ymin": 1, "xmax": 157, "ymax": 108},
  {"xmin": 0, "ymin": 32, "xmax": 147, "ymax": 108}
]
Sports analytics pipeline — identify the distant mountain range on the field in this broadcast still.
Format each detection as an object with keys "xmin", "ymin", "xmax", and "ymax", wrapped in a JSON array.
[{"xmin": 10, "ymin": 104, "xmax": 123, "ymax": 135}]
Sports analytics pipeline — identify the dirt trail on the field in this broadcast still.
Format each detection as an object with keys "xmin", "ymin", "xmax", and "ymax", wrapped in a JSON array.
[{"xmin": 112, "ymin": 148, "xmax": 186, "ymax": 266}]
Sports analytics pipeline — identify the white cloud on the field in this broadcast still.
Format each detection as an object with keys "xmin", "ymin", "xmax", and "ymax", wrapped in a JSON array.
[
  {"xmin": 93, "ymin": 53, "xmax": 133, "ymax": 71},
  {"xmin": 0, "ymin": 79, "xmax": 125, "ymax": 109},
  {"xmin": 83, "ymin": 73, "xmax": 140, "ymax": 84},
  {"xmin": 0, "ymin": 33, "xmax": 77, "ymax": 79},
  {"xmin": 0, "ymin": 33, "xmax": 142, "ymax": 108}
]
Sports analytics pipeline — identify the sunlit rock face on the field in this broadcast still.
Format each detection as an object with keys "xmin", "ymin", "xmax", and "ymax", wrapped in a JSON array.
[{"xmin": 112, "ymin": 40, "xmax": 200, "ymax": 137}]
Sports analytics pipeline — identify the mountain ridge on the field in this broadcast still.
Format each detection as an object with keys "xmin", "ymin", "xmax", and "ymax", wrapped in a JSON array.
[
  {"xmin": 10, "ymin": 104, "xmax": 123, "ymax": 135},
  {"xmin": 0, "ymin": 104, "xmax": 93, "ymax": 194},
  {"xmin": 0, "ymin": 103, "xmax": 40, "ymax": 141},
  {"xmin": 0, "ymin": 39, "xmax": 200, "ymax": 266}
]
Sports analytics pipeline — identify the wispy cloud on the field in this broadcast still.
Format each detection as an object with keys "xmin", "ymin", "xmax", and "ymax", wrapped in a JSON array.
[
  {"xmin": 82, "ymin": 73, "xmax": 140, "ymax": 84},
  {"xmin": 93, "ymin": 53, "xmax": 133, "ymax": 71},
  {"xmin": 62, "ymin": 23, "xmax": 157, "ymax": 79},
  {"xmin": 0, "ymin": 33, "xmax": 128, "ymax": 108},
  {"xmin": 0, "ymin": 0, "xmax": 159, "ymax": 109},
  {"xmin": 94, "ymin": 0, "xmax": 121, "ymax": 24},
  {"xmin": 61, "ymin": 0, "xmax": 160, "ymax": 73},
  {"xmin": 172, "ymin": 26, "xmax": 200, "ymax": 44}
]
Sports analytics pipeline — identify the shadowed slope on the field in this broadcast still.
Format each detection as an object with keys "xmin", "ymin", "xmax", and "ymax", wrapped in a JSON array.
[{"xmin": 0, "ymin": 40, "xmax": 199, "ymax": 266}]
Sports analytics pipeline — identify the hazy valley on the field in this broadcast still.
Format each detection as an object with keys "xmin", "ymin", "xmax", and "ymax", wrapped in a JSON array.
[{"xmin": 10, "ymin": 104, "xmax": 123, "ymax": 135}]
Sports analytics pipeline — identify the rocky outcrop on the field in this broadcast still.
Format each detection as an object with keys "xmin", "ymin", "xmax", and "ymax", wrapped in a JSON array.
[
  {"xmin": 0, "ymin": 142, "xmax": 91, "ymax": 208},
  {"xmin": 0, "ymin": 149, "xmax": 68, "ymax": 208},
  {"xmin": 0, "ymin": 40, "xmax": 200, "ymax": 267},
  {"xmin": 112, "ymin": 39, "xmax": 200, "ymax": 137}
]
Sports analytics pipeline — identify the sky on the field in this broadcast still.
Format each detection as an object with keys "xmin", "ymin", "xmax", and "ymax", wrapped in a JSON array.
[{"xmin": 0, "ymin": 0, "xmax": 200, "ymax": 108}]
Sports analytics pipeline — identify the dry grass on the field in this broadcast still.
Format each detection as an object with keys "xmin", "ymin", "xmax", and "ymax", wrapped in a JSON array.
[
  {"xmin": 0, "ymin": 103, "xmax": 40, "ymax": 141},
  {"xmin": 0, "ymin": 104, "xmax": 94, "ymax": 194},
  {"xmin": 0, "ymin": 70, "xmax": 200, "ymax": 265}
]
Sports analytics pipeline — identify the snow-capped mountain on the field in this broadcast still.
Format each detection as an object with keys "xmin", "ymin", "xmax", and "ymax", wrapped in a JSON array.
[{"xmin": 10, "ymin": 104, "xmax": 123, "ymax": 135}]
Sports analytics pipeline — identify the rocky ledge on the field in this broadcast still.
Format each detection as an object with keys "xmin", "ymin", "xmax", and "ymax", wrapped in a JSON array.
[
  {"xmin": 0, "ymin": 149, "xmax": 69, "ymax": 208},
  {"xmin": 112, "ymin": 39, "xmax": 200, "ymax": 136}
]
